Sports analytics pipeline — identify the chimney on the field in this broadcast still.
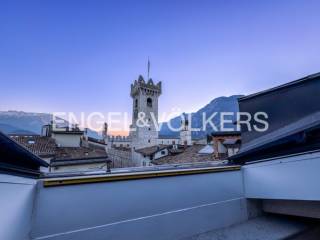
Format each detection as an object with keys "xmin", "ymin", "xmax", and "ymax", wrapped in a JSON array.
[{"xmin": 106, "ymin": 159, "xmax": 112, "ymax": 173}]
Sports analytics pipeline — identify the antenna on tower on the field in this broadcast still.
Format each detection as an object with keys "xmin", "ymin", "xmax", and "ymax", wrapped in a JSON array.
[{"xmin": 147, "ymin": 57, "xmax": 150, "ymax": 80}]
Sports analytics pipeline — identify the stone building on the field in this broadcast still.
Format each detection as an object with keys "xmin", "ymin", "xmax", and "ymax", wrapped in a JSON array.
[{"xmin": 130, "ymin": 75, "xmax": 162, "ymax": 165}]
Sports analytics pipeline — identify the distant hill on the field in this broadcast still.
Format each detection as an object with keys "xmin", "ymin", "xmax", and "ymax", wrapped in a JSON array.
[
  {"xmin": 0, "ymin": 123, "xmax": 36, "ymax": 135},
  {"xmin": 0, "ymin": 111, "xmax": 52, "ymax": 134},
  {"xmin": 159, "ymin": 95, "xmax": 243, "ymax": 138},
  {"xmin": 0, "ymin": 111, "xmax": 102, "ymax": 139}
]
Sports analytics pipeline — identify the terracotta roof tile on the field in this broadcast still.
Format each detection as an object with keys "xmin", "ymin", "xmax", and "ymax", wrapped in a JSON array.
[
  {"xmin": 152, "ymin": 145, "xmax": 218, "ymax": 165},
  {"xmin": 54, "ymin": 147, "xmax": 107, "ymax": 160},
  {"xmin": 10, "ymin": 135, "xmax": 56, "ymax": 157},
  {"xmin": 135, "ymin": 145, "xmax": 168, "ymax": 156}
]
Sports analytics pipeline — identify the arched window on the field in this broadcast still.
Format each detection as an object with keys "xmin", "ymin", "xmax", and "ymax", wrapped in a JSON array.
[
  {"xmin": 147, "ymin": 98, "xmax": 152, "ymax": 107},
  {"xmin": 135, "ymin": 99, "xmax": 138, "ymax": 108}
]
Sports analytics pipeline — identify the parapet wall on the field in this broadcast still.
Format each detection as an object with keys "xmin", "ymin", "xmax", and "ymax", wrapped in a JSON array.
[{"xmin": 31, "ymin": 167, "xmax": 246, "ymax": 240}]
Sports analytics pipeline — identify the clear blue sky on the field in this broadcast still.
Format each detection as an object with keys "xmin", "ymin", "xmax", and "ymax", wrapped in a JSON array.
[{"xmin": 1, "ymin": 0, "xmax": 320, "ymax": 116}]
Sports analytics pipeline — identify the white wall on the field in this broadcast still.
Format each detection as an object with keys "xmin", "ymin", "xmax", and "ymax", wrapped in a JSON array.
[
  {"xmin": 243, "ymin": 151, "xmax": 320, "ymax": 201},
  {"xmin": 0, "ymin": 174, "xmax": 37, "ymax": 240},
  {"xmin": 52, "ymin": 133, "xmax": 81, "ymax": 147},
  {"xmin": 32, "ymin": 169, "xmax": 247, "ymax": 240},
  {"xmin": 51, "ymin": 163, "xmax": 106, "ymax": 173}
]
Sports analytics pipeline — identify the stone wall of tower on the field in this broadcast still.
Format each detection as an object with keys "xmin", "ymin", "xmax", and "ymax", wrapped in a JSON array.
[
  {"xmin": 130, "ymin": 76, "xmax": 162, "ymax": 153},
  {"xmin": 180, "ymin": 119, "xmax": 192, "ymax": 146}
]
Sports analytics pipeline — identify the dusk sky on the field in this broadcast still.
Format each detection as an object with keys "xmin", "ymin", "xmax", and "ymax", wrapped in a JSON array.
[{"xmin": 1, "ymin": 0, "xmax": 320, "ymax": 124}]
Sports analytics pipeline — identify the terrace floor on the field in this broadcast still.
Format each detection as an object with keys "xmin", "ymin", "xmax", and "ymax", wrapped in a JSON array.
[{"xmin": 182, "ymin": 215, "xmax": 313, "ymax": 240}]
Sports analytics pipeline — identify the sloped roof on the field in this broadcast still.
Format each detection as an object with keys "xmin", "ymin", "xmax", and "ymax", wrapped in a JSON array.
[
  {"xmin": 10, "ymin": 135, "xmax": 108, "ymax": 165},
  {"xmin": 239, "ymin": 72, "xmax": 320, "ymax": 101},
  {"xmin": 231, "ymin": 72, "xmax": 320, "ymax": 163},
  {"xmin": 0, "ymin": 131, "xmax": 49, "ymax": 177},
  {"xmin": 88, "ymin": 137, "xmax": 107, "ymax": 145},
  {"xmin": 152, "ymin": 145, "xmax": 217, "ymax": 165},
  {"xmin": 10, "ymin": 135, "xmax": 56, "ymax": 157},
  {"xmin": 231, "ymin": 113, "xmax": 320, "ymax": 163},
  {"xmin": 135, "ymin": 145, "xmax": 168, "ymax": 156},
  {"xmin": 54, "ymin": 147, "xmax": 108, "ymax": 160}
]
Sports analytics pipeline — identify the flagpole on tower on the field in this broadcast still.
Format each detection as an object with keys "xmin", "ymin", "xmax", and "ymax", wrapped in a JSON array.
[{"xmin": 147, "ymin": 57, "xmax": 150, "ymax": 80}]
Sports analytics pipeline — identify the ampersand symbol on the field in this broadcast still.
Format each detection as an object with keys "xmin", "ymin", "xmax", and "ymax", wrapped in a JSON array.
[{"xmin": 136, "ymin": 112, "xmax": 149, "ymax": 127}]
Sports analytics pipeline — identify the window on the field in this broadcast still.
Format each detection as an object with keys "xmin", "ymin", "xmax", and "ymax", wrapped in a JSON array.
[
  {"xmin": 161, "ymin": 150, "xmax": 166, "ymax": 155},
  {"xmin": 148, "ymin": 128, "xmax": 151, "ymax": 131},
  {"xmin": 135, "ymin": 99, "xmax": 138, "ymax": 108},
  {"xmin": 147, "ymin": 98, "xmax": 152, "ymax": 107},
  {"xmin": 148, "ymin": 139, "xmax": 151, "ymax": 143}
]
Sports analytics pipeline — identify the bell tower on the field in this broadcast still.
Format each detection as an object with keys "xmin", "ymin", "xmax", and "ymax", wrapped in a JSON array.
[
  {"xmin": 180, "ymin": 116, "xmax": 192, "ymax": 146},
  {"xmin": 130, "ymin": 75, "xmax": 162, "ymax": 151}
]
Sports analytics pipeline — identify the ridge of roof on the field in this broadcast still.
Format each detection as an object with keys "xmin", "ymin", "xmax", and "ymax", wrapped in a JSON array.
[{"xmin": 239, "ymin": 72, "xmax": 320, "ymax": 102}]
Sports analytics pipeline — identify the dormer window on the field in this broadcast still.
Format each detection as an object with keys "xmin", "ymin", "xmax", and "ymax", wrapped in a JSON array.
[{"xmin": 147, "ymin": 98, "xmax": 152, "ymax": 107}]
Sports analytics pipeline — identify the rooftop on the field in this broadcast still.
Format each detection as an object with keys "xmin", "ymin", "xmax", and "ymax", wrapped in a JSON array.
[
  {"xmin": 54, "ymin": 147, "xmax": 108, "ymax": 161},
  {"xmin": 152, "ymin": 145, "xmax": 219, "ymax": 165},
  {"xmin": 10, "ymin": 135, "xmax": 56, "ymax": 158},
  {"xmin": 135, "ymin": 145, "xmax": 168, "ymax": 156}
]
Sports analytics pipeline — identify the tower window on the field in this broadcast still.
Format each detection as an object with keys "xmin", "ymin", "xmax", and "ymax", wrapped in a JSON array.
[
  {"xmin": 135, "ymin": 99, "xmax": 138, "ymax": 108},
  {"xmin": 147, "ymin": 98, "xmax": 152, "ymax": 107}
]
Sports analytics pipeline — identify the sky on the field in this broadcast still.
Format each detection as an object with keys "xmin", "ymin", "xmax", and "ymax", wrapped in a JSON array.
[{"xmin": 1, "ymin": 0, "xmax": 320, "ymax": 133}]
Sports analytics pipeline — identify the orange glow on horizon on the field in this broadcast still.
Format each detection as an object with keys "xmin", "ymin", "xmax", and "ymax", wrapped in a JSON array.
[{"xmin": 108, "ymin": 130, "xmax": 129, "ymax": 136}]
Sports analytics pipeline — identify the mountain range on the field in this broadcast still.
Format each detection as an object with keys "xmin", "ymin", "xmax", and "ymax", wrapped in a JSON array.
[
  {"xmin": 159, "ymin": 95, "xmax": 243, "ymax": 138},
  {"xmin": 0, "ymin": 95, "xmax": 243, "ymax": 138}
]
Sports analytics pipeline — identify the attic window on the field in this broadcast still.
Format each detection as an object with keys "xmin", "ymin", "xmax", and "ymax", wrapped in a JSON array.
[{"xmin": 147, "ymin": 98, "xmax": 152, "ymax": 107}]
